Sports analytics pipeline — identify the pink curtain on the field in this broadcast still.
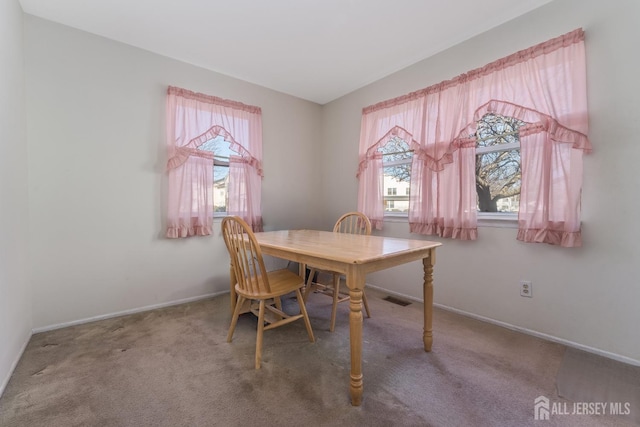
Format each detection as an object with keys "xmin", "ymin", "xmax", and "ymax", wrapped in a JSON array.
[
  {"xmin": 357, "ymin": 29, "xmax": 590, "ymax": 247},
  {"xmin": 166, "ymin": 86, "xmax": 263, "ymax": 238}
]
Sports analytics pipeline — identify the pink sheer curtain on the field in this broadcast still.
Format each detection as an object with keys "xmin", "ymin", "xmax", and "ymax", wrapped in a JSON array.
[
  {"xmin": 358, "ymin": 29, "xmax": 590, "ymax": 246},
  {"xmin": 357, "ymin": 97, "xmax": 427, "ymax": 230},
  {"xmin": 166, "ymin": 86, "xmax": 263, "ymax": 238}
]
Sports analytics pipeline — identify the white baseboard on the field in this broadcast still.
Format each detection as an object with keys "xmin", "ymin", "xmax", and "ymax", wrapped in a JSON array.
[
  {"xmin": 367, "ymin": 284, "xmax": 640, "ymax": 367},
  {"xmin": 32, "ymin": 291, "xmax": 226, "ymax": 334},
  {"xmin": 0, "ymin": 331, "xmax": 32, "ymax": 399}
]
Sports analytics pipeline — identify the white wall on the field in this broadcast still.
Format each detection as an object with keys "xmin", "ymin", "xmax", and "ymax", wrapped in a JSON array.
[
  {"xmin": 321, "ymin": 0, "xmax": 640, "ymax": 363},
  {"xmin": 0, "ymin": 0, "xmax": 32, "ymax": 395},
  {"xmin": 24, "ymin": 16, "xmax": 323, "ymax": 329}
]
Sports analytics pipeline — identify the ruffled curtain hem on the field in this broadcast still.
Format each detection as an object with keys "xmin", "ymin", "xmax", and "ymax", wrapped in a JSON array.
[
  {"xmin": 166, "ymin": 225, "xmax": 213, "ymax": 239},
  {"xmin": 453, "ymin": 100, "xmax": 591, "ymax": 153},
  {"xmin": 166, "ymin": 124, "xmax": 263, "ymax": 177},
  {"xmin": 357, "ymin": 98, "xmax": 591, "ymax": 178},
  {"xmin": 517, "ymin": 228, "xmax": 582, "ymax": 247},
  {"xmin": 409, "ymin": 222, "xmax": 477, "ymax": 241},
  {"xmin": 168, "ymin": 86, "xmax": 261, "ymax": 114},
  {"xmin": 251, "ymin": 217, "xmax": 264, "ymax": 233},
  {"xmin": 370, "ymin": 219, "xmax": 383, "ymax": 230},
  {"xmin": 227, "ymin": 214, "xmax": 263, "ymax": 233}
]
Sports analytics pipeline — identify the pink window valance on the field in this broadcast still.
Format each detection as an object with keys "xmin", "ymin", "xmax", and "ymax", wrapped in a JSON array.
[
  {"xmin": 165, "ymin": 86, "xmax": 263, "ymax": 238},
  {"xmin": 357, "ymin": 28, "xmax": 590, "ymax": 247}
]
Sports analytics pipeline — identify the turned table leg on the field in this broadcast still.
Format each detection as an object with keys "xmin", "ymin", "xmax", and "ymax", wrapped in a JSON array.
[
  {"xmin": 347, "ymin": 267, "xmax": 365, "ymax": 406},
  {"xmin": 423, "ymin": 248, "xmax": 436, "ymax": 352}
]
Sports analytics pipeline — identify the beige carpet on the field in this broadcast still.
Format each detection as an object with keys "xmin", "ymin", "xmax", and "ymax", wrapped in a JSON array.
[
  {"xmin": 0, "ymin": 288, "xmax": 636, "ymax": 427},
  {"xmin": 557, "ymin": 347, "xmax": 640, "ymax": 425}
]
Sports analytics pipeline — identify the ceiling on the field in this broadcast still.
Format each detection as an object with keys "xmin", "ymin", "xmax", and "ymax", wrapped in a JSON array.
[{"xmin": 19, "ymin": 0, "xmax": 552, "ymax": 105}]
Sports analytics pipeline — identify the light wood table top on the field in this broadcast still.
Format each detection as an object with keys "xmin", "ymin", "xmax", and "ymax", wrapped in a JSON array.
[{"xmin": 253, "ymin": 229, "xmax": 439, "ymax": 267}]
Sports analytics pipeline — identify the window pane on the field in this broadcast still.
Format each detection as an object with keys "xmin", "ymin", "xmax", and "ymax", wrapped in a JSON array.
[
  {"xmin": 379, "ymin": 136, "xmax": 412, "ymax": 163},
  {"xmin": 475, "ymin": 113, "xmax": 525, "ymax": 148},
  {"xmin": 379, "ymin": 136, "xmax": 412, "ymax": 214},
  {"xmin": 474, "ymin": 113, "xmax": 525, "ymax": 213},
  {"xmin": 198, "ymin": 135, "xmax": 236, "ymax": 214},
  {"xmin": 476, "ymin": 148, "xmax": 521, "ymax": 212},
  {"xmin": 383, "ymin": 166, "xmax": 410, "ymax": 213},
  {"xmin": 213, "ymin": 165, "xmax": 229, "ymax": 213}
]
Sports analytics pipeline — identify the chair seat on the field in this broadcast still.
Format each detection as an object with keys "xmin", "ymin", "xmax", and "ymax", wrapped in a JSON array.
[{"xmin": 235, "ymin": 268, "xmax": 305, "ymax": 300}]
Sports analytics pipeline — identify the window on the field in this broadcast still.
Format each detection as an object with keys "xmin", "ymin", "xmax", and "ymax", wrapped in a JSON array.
[
  {"xmin": 358, "ymin": 30, "xmax": 589, "ymax": 245},
  {"xmin": 474, "ymin": 113, "xmax": 525, "ymax": 215},
  {"xmin": 379, "ymin": 137, "xmax": 412, "ymax": 214},
  {"xmin": 198, "ymin": 135, "xmax": 236, "ymax": 215},
  {"xmin": 165, "ymin": 86, "xmax": 264, "ymax": 237}
]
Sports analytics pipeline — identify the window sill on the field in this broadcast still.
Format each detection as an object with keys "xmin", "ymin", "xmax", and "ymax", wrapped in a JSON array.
[
  {"xmin": 383, "ymin": 213, "xmax": 409, "ymax": 223},
  {"xmin": 477, "ymin": 213, "xmax": 518, "ymax": 229},
  {"xmin": 383, "ymin": 213, "xmax": 518, "ymax": 228}
]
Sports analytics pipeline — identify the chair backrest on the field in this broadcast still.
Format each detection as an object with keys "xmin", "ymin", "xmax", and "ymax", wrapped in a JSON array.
[
  {"xmin": 221, "ymin": 216, "xmax": 271, "ymax": 296},
  {"xmin": 333, "ymin": 211, "xmax": 372, "ymax": 236}
]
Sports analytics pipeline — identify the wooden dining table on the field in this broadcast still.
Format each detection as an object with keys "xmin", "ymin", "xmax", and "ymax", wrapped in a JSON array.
[{"xmin": 229, "ymin": 229, "xmax": 441, "ymax": 406}]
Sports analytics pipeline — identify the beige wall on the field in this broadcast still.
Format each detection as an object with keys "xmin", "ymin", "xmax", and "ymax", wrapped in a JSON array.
[
  {"xmin": 24, "ymin": 16, "xmax": 323, "ymax": 330},
  {"xmin": 0, "ymin": 0, "xmax": 32, "ymax": 395},
  {"xmin": 321, "ymin": 0, "xmax": 640, "ymax": 363}
]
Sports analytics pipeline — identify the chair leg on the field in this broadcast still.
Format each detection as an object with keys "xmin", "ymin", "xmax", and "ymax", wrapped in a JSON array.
[
  {"xmin": 330, "ymin": 274, "xmax": 340, "ymax": 332},
  {"xmin": 362, "ymin": 290, "xmax": 371, "ymax": 318},
  {"xmin": 296, "ymin": 288, "xmax": 315, "ymax": 343},
  {"xmin": 273, "ymin": 297, "xmax": 284, "ymax": 321},
  {"xmin": 303, "ymin": 268, "xmax": 316, "ymax": 302},
  {"xmin": 255, "ymin": 299, "xmax": 266, "ymax": 369},
  {"xmin": 227, "ymin": 296, "xmax": 245, "ymax": 342}
]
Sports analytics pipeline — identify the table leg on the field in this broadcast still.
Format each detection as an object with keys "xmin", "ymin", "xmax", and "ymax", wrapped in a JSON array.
[
  {"xmin": 347, "ymin": 267, "xmax": 364, "ymax": 406},
  {"xmin": 423, "ymin": 248, "xmax": 436, "ymax": 352},
  {"xmin": 298, "ymin": 262, "xmax": 306, "ymax": 278}
]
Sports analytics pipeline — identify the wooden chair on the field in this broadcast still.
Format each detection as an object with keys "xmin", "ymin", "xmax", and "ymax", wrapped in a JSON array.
[
  {"xmin": 222, "ymin": 216, "xmax": 315, "ymax": 369},
  {"xmin": 303, "ymin": 212, "xmax": 372, "ymax": 332}
]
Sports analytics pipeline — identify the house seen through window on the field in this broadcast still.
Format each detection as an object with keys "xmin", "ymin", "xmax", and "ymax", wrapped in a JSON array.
[{"xmin": 198, "ymin": 135, "xmax": 236, "ymax": 215}]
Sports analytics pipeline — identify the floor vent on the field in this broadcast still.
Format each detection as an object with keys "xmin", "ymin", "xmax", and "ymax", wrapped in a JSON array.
[{"xmin": 383, "ymin": 296, "xmax": 411, "ymax": 306}]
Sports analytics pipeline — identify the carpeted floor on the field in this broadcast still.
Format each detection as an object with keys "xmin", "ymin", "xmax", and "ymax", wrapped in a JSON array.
[{"xmin": 0, "ymin": 287, "xmax": 637, "ymax": 426}]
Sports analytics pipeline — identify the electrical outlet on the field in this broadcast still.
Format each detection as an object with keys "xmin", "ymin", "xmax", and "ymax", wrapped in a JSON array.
[{"xmin": 520, "ymin": 280, "xmax": 532, "ymax": 297}]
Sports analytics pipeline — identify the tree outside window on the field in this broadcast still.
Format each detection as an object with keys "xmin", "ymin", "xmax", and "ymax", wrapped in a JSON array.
[{"xmin": 474, "ymin": 113, "xmax": 525, "ymax": 213}]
